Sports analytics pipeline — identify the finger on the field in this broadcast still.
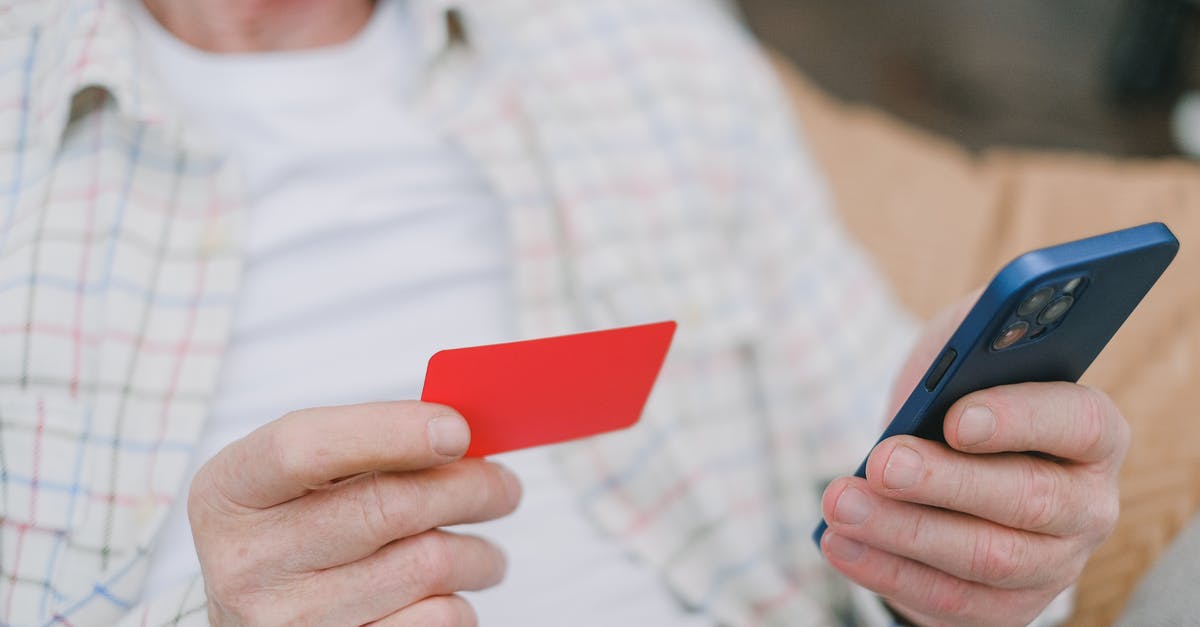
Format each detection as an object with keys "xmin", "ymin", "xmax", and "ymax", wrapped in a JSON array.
[
  {"xmin": 275, "ymin": 460, "xmax": 522, "ymax": 569},
  {"xmin": 943, "ymin": 382, "xmax": 1130, "ymax": 467},
  {"xmin": 315, "ymin": 530, "xmax": 502, "ymax": 625},
  {"xmin": 366, "ymin": 595, "xmax": 478, "ymax": 627},
  {"xmin": 820, "ymin": 531, "xmax": 1045, "ymax": 627},
  {"xmin": 822, "ymin": 477, "xmax": 1078, "ymax": 589},
  {"xmin": 206, "ymin": 401, "xmax": 471, "ymax": 508},
  {"xmin": 865, "ymin": 435, "xmax": 1118, "ymax": 537}
]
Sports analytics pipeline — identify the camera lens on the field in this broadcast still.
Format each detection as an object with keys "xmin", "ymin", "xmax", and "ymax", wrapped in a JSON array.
[
  {"xmin": 1063, "ymin": 277, "xmax": 1084, "ymax": 294},
  {"xmin": 1017, "ymin": 287, "xmax": 1055, "ymax": 317},
  {"xmin": 1037, "ymin": 295, "xmax": 1075, "ymax": 325},
  {"xmin": 992, "ymin": 320, "xmax": 1029, "ymax": 350}
]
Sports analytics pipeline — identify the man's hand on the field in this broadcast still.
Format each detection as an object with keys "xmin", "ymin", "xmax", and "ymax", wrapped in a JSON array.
[
  {"xmin": 188, "ymin": 402, "xmax": 522, "ymax": 626},
  {"xmin": 819, "ymin": 295, "xmax": 1128, "ymax": 627}
]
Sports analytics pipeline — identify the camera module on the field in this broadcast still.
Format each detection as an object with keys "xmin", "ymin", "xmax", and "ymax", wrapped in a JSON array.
[
  {"xmin": 1017, "ymin": 287, "xmax": 1055, "ymax": 317},
  {"xmin": 1036, "ymin": 295, "xmax": 1075, "ymax": 325},
  {"xmin": 992, "ymin": 320, "xmax": 1030, "ymax": 350}
]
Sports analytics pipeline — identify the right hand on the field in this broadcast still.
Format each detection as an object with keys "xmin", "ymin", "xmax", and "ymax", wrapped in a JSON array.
[{"xmin": 187, "ymin": 402, "xmax": 522, "ymax": 626}]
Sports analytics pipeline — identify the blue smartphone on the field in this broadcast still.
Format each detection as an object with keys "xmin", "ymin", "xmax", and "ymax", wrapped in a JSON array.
[{"xmin": 813, "ymin": 222, "xmax": 1179, "ymax": 545}]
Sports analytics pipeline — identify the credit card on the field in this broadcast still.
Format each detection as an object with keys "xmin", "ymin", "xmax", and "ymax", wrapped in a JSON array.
[{"xmin": 420, "ymin": 321, "xmax": 677, "ymax": 457}]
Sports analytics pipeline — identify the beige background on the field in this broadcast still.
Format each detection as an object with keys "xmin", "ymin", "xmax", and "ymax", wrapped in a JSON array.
[{"xmin": 773, "ymin": 57, "xmax": 1200, "ymax": 626}]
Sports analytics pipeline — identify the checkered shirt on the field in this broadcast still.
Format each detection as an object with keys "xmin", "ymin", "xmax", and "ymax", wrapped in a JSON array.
[{"xmin": 0, "ymin": 0, "xmax": 917, "ymax": 625}]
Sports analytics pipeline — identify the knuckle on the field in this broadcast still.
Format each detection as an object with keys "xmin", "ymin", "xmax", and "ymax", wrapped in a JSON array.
[
  {"xmin": 1108, "ymin": 406, "xmax": 1132, "ymax": 463},
  {"xmin": 410, "ymin": 532, "xmax": 457, "ymax": 592},
  {"xmin": 1077, "ymin": 394, "xmax": 1105, "ymax": 448},
  {"xmin": 947, "ymin": 456, "xmax": 980, "ymax": 507},
  {"xmin": 1114, "ymin": 415, "xmax": 1132, "ymax": 460},
  {"xmin": 267, "ymin": 420, "xmax": 313, "ymax": 486},
  {"xmin": 271, "ymin": 410, "xmax": 339, "ymax": 491},
  {"xmin": 969, "ymin": 530, "xmax": 1025, "ymax": 585},
  {"xmin": 905, "ymin": 507, "xmax": 928, "ymax": 548},
  {"xmin": 921, "ymin": 577, "xmax": 972, "ymax": 617},
  {"xmin": 361, "ymin": 472, "xmax": 420, "ymax": 540},
  {"xmin": 186, "ymin": 470, "xmax": 216, "ymax": 522},
  {"xmin": 187, "ymin": 462, "xmax": 250, "ymax": 538},
  {"xmin": 1016, "ymin": 460, "xmax": 1061, "ymax": 532},
  {"xmin": 1076, "ymin": 387, "xmax": 1117, "ymax": 460}
]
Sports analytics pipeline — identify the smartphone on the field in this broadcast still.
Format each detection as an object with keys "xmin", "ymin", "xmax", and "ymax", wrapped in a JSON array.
[{"xmin": 813, "ymin": 222, "xmax": 1179, "ymax": 545}]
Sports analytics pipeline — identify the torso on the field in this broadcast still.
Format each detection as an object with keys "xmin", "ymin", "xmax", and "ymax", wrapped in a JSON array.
[{"xmin": 130, "ymin": 2, "xmax": 710, "ymax": 623}]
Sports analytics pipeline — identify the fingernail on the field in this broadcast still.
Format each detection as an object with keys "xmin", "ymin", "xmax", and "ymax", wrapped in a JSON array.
[
  {"xmin": 883, "ymin": 445, "xmax": 924, "ymax": 490},
  {"xmin": 825, "ymin": 533, "xmax": 866, "ymax": 561},
  {"xmin": 428, "ymin": 415, "xmax": 470, "ymax": 457},
  {"xmin": 834, "ymin": 487, "xmax": 872, "ymax": 525},
  {"xmin": 957, "ymin": 405, "xmax": 996, "ymax": 447}
]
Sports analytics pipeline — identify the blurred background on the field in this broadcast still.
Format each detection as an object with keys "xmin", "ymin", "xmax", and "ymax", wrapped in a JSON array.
[
  {"xmin": 736, "ymin": 0, "xmax": 1200, "ymax": 157},
  {"xmin": 730, "ymin": 3, "xmax": 1200, "ymax": 626}
]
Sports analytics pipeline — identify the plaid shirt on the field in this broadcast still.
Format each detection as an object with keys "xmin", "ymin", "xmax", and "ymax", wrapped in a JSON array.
[{"xmin": 0, "ymin": 0, "xmax": 918, "ymax": 625}]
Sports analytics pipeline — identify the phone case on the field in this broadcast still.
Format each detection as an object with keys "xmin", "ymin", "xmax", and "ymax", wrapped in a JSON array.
[{"xmin": 814, "ymin": 222, "xmax": 1179, "ymax": 545}]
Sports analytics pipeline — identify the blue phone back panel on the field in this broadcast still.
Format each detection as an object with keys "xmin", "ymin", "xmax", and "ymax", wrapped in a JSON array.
[{"xmin": 813, "ymin": 222, "xmax": 1179, "ymax": 546}]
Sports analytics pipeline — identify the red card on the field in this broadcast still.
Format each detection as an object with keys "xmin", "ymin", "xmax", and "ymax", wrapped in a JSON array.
[{"xmin": 421, "ymin": 321, "xmax": 677, "ymax": 457}]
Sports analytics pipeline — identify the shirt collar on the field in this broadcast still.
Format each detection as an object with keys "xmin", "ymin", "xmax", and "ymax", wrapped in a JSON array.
[
  {"xmin": 24, "ymin": 0, "xmax": 179, "ymax": 147},
  {"xmin": 40, "ymin": 0, "xmax": 469, "ymax": 148},
  {"xmin": 410, "ymin": 0, "xmax": 469, "ymax": 65}
]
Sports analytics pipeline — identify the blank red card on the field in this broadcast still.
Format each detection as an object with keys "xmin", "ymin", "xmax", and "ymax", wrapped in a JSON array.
[{"xmin": 420, "ymin": 321, "xmax": 677, "ymax": 457}]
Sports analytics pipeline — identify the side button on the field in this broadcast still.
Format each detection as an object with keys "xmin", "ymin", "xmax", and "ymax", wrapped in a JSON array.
[{"xmin": 924, "ymin": 348, "xmax": 957, "ymax": 391}]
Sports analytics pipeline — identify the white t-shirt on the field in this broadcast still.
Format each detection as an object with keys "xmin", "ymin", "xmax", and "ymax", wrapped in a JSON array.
[{"xmin": 130, "ymin": 1, "xmax": 710, "ymax": 624}]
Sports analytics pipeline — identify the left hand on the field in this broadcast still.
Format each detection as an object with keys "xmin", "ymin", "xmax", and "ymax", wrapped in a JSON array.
[{"xmin": 819, "ymin": 293, "xmax": 1128, "ymax": 627}]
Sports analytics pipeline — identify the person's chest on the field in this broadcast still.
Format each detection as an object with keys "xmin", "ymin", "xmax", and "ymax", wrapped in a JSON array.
[{"xmin": 3, "ymin": 2, "xmax": 841, "ymax": 623}]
